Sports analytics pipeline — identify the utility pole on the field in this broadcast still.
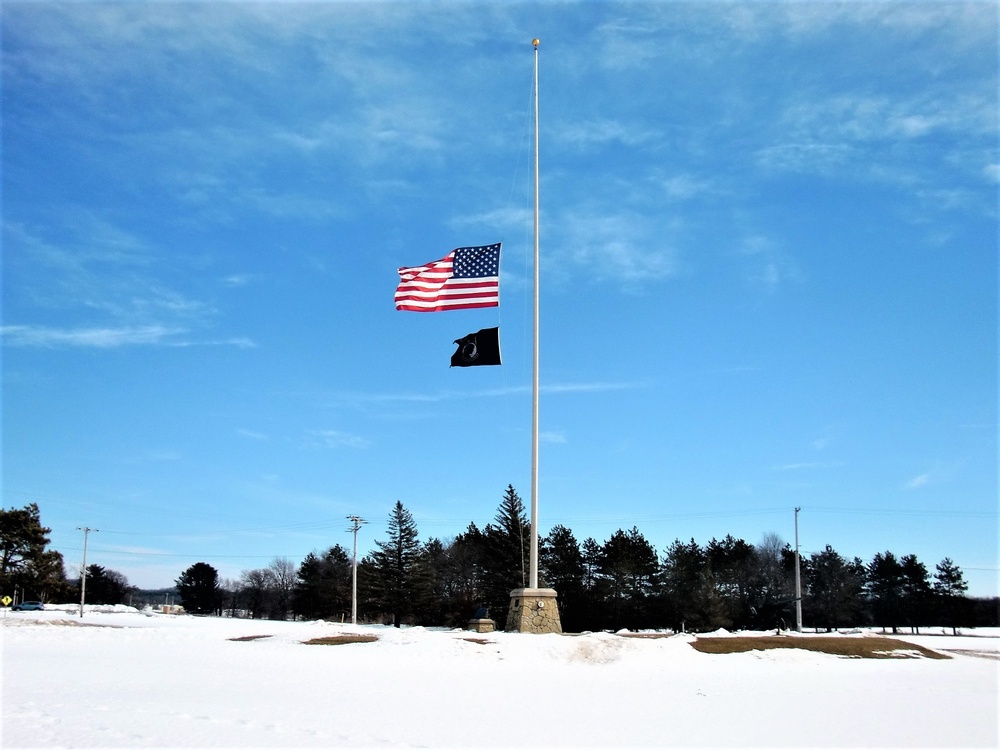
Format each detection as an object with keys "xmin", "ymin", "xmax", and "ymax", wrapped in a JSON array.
[
  {"xmin": 794, "ymin": 507, "xmax": 803, "ymax": 632},
  {"xmin": 77, "ymin": 527, "xmax": 98, "ymax": 618},
  {"xmin": 346, "ymin": 515, "xmax": 366, "ymax": 625}
]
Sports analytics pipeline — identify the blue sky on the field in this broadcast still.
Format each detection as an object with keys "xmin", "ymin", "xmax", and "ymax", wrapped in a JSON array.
[{"xmin": 3, "ymin": 1, "xmax": 997, "ymax": 598}]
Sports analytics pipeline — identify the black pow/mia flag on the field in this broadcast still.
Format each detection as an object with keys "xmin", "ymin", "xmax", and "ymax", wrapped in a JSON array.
[{"xmin": 451, "ymin": 327, "xmax": 502, "ymax": 367}]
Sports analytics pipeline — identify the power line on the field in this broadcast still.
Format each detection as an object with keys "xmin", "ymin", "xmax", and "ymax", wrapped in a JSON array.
[
  {"xmin": 807, "ymin": 507, "xmax": 997, "ymax": 518},
  {"xmin": 56, "ymin": 547, "xmax": 312, "ymax": 559}
]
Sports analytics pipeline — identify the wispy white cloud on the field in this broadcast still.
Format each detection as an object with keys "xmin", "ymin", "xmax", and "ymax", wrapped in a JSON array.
[
  {"xmin": 5, "ymin": 211, "xmax": 257, "ymax": 349},
  {"xmin": 657, "ymin": 173, "xmax": 719, "ymax": 201},
  {"xmin": 776, "ymin": 93, "xmax": 996, "ymax": 146},
  {"xmin": 541, "ymin": 382, "xmax": 647, "ymax": 395},
  {"xmin": 757, "ymin": 90, "xmax": 996, "ymax": 202},
  {"xmin": 166, "ymin": 337, "xmax": 256, "ymax": 349},
  {"xmin": 1, "ymin": 324, "xmax": 183, "ymax": 348},
  {"xmin": 556, "ymin": 210, "xmax": 678, "ymax": 285},
  {"xmin": 307, "ymin": 430, "xmax": 371, "ymax": 450},
  {"xmin": 147, "ymin": 451, "xmax": 182, "ymax": 462},
  {"xmin": 772, "ymin": 461, "xmax": 844, "ymax": 472},
  {"xmin": 0, "ymin": 325, "xmax": 254, "ymax": 349},
  {"xmin": 717, "ymin": 1, "xmax": 997, "ymax": 46},
  {"xmin": 451, "ymin": 207, "xmax": 533, "ymax": 234},
  {"xmin": 736, "ymin": 235, "xmax": 804, "ymax": 292},
  {"xmin": 318, "ymin": 381, "xmax": 646, "ymax": 408},
  {"xmin": 237, "ymin": 429, "xmax": 268, "ymax": 441},
  {"xmin": 905, "ymin": 473, "xmax": 932, "ymax": 490},
  {"xmin": 554, "ymin": 118, "xmax": 660, "ymax": 150},
  {"xmin": 755, "ymin": 143, "xmax": 854, "ymax": 175}
]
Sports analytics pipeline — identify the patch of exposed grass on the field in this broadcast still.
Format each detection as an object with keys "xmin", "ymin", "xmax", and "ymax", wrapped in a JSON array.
[
  {"xmin": 302, "ymin": 634, "xmax": 378, "ymax": 646},
  {"xmin": 691, "ymin": 635, "xmax": 949, "ymax": 659},
  {"xmin": 228, "ymin": 634, "xmax": 273, "ymax": 642}
]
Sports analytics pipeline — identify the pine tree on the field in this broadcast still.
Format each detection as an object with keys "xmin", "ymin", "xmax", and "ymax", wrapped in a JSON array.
[
  {"xmin": 581, "ymin": 537, "xmax": 602, "ymax": 590},
  {"xmin": 933, "ymin": 557, "xmax": 968, "ymax": 596},
  {"xmin": 579, "ymin": 537, "xmax": 609, "ymax": 629},
  {"xmin": 84, "ymin": 565, "xmax": 134, "ymax": 605},
  {"xmin": 1, "ymin": 502, "xmax": 68, "ymax": 601},
  {"xmin": 292, "ymin": 546, "xmax": 352, "ymax": 620},
  {"xmin": 541, "ymin": 525, "xmax": 585, "ymax": 631},
  {"xmin": 933, "ymin": 558, "xmax": 970, "ymax": 635},
  {"xmin": 899, "ymin": 554, "xmax": 931, "ymax": 633},
  {"xmin": 805, "ymin": 545, "xmax": 865, "ymax": 632},
  {"xmin": 599, "ymin": 527, "xmax": 659, "ymax": 630},
  {"xmin": 443, "ymin": 522, "xmax": 488, "ymax": 621},
  {"xmin": 176, "ymin": 562, "xmax": 221, "ymax": 615},
  {"xmin": 368, "ymin": 501, "xmax": 423, "ymax": 627},
  {"xmin": 706, "ymin": 535, "xmax": 760, "ymax": 629},
  {"xmin": 660, "ymin": 539, "xmax": 723, "ymax": 632},
  {"xmin": 866, "ymin": 551, "xmax": 904, "ymax": 633},
  {"xmin": 412, "ymin": 537, "xmax": 449, "ymax": 625},
  {"xmin": 480, "ymin": 485, "xmax": 530, "ymax": 617}
]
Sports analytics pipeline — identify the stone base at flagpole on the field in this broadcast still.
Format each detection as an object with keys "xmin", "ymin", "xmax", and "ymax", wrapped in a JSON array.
[{"xmin": 505, "ymin": 588, "xmax": 562, "ymax": 633}]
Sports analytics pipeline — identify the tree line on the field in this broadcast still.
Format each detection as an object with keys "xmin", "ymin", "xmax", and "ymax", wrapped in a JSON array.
[
  {"xmin": 172, "ymin": 487, "xmax": 995, "ymax": 633},
  {"xmin": 3, "ymin": 497, "xmax": 996, "ymax": 632}
]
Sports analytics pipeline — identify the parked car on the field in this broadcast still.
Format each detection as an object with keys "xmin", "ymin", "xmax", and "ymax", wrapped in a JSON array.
[{"xmin": 12, "ymin": 601, "xmax": 45, "ymax": 611}]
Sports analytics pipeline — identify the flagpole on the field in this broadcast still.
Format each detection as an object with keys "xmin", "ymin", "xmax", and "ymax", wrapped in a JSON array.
[
  {"xmin": 529, "ymin": 37, "xmax": 540, "ymax": 591},
  {"xmin": 505, "ymin": 38, "xmax": 560, "ymax": 632}
]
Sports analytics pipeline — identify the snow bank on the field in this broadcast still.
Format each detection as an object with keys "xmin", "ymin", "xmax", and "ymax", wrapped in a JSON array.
[{"xmin": 3, "ymin": 611, "xmax": 997, "ymax": 748}]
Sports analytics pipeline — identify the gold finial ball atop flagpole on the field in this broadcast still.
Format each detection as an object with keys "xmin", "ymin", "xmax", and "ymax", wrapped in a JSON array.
[{"xmin": 532, "ymin": 38, "xmax": 540, "ymax": 48}]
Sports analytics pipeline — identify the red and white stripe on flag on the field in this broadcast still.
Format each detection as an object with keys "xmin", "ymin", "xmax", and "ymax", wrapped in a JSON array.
[{"xmin": 395, "ymin": 245, "xmax": 501, "ymax": 312}]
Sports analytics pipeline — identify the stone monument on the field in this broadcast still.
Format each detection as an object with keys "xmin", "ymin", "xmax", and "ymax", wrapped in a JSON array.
[{"xmin": 505, "ymin": 587, "xmax": 561, "ymax": 633}]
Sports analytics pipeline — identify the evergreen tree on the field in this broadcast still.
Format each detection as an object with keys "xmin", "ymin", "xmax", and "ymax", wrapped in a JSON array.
[
  {"xmin": 442, "ymin": 523, "xmax": 489, "ymax": 622},
  {"xmin": 84, "ymin": 565, "xmax": 135, "ymax": 605},
  {"xmin": 1, "ymin": 502, "xmax": 68, "ymax": 601},
  {"xmin": 292, "ymin": 546, "xmax": 352, "ymax": 621},
  {"xmin": 480, "ymin": 485, "xmax": 530, "ymax": 618},
  {"xmin": 368, "ymin": 501, "xmax": 424, "ymax": 627},
  {"xmin": 581, "ymin": 537, "xmax": 602, "ymax": 591},
  {"xmin": 660, "ymin": 539, "xmax": 723, "ymax": 632},
  {"xmin": 410, "ymin": 537, "xmax": 447, "ymax": 625},
  {"xmin": 932, "ymin": 557, "xmax": 971, "ymax": 633},
  {"xmin": 706, "ymin": 535, "xmax": 760, "ymax": 629},
  {"xmin": 176, "ymin": 562, "xmax": 221, "ymax": 615},
  {"xmin": 578, "ymin": 536, "xmax": 611, "ymax": 629},
  {"xmin": 933, "ymin": 557, "xmax": 968, "ymax": 597},
  {"xmin": 866, "ymin": 551, "xmax": 904, "ymax": 633},
  {"xmin": 899, "ymin": 554, "xmax": 931, "ymax": 633},
  {"xmin": 598, "ymin": 527, "xmax": 659, "ymax": 630},
  {"xmin": 540, "ymin": 525, "xmax": 586, "ymax": 632},
  {"xmin": 804, "ymin": 545, "xmax": 865, "ymax": 631}
]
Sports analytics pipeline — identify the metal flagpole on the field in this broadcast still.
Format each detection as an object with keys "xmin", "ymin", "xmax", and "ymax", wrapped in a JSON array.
[
  {"xmin": 529, "ymin": 37, "xmax": 540, "ymax": 591},
  {"xmin": 505, "ymin": 39, "xmax": 560, "ymax": 632}
]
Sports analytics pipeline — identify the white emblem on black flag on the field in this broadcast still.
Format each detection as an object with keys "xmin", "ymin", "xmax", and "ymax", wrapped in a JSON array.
[{"xmin": 451, "ymin": 327, "xmax": 501, "ymax": 367}]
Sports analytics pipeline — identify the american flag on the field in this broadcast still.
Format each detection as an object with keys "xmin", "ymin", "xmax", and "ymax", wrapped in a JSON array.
[{"xmin": 394, "ymin": 244, "xmax": 501, "ymax": 312}]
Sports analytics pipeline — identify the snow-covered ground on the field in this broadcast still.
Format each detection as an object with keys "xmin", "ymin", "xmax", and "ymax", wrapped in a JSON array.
[{"xmin": 3, "ymin": 605, "xmax": 998, "ymax": 748}]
